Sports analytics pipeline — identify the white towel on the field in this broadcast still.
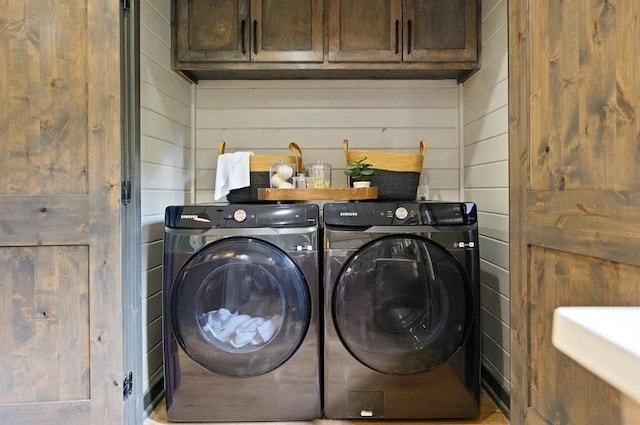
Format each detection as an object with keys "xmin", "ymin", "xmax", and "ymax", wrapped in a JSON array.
[
  {"xmin": 214, "ymin": 151, "xmax": 254, "ymax": 201},
  {"xmin": 203, "ymin": 309, "xmax": 282, "ymax": 349}
]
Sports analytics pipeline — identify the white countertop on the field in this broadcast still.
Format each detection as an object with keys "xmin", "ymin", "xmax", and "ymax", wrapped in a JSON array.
[{"xmin": 552, "ymin": 306, "xmax": 640, "ymax": 404}]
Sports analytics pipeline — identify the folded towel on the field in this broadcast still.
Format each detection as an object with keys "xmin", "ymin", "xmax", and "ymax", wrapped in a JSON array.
[{"xmin": 214, "ymin": 151, "xmax": 254, "ymax": 201}]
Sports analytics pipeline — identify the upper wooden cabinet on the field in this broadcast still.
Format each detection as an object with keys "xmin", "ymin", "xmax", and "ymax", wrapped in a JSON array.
[
  {"xmin": 328, "ymin": 0, "xmax": 403, "ymax": 62},
  {"xmin": 172, "ymin": 0, "xmax": 479, "ymax": 80},
  {"xmin": 173, "ymin": 0, "xmax": 323, "ymax": 64},
  {"xmin": 328, "ymin": 0, "xmax": 477, "ymax": 63},
  {"xmin": 403, "ymin": 0, "xmax": 477, "ymax": 63}
]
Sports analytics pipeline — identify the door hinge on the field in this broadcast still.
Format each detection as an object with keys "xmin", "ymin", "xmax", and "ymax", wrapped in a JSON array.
[
  {"xmin": 120, "ymin": 0, "xmax": 130, "ymax": 13},
  {"xmin": 121, "ymin": 180, "xmax": 131, "ymax": 206},
  {"xmin": 123, "ymin": 371, "xmax": 133, "ymax": 401}
]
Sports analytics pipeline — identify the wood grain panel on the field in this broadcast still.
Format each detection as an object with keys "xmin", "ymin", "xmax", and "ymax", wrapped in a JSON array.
[
  {"xmin": 0, "ymin": 1, "xmax": 88, "ymax": 197},
  {"xmin": 526, "ymin": 190, "xmax": 640, "ymax": 267},
  {"xmin": 529, "ymin": 246, "xmax": 640, "ymax": 424},
  {"xmin": 0, "ymin": 246, "xmax": 89, "ymax": 403},
  {"xmin": 510, "ymin": 1, "xmax": 640, "ymax": 423},
  {"xmin": 0, "ymin": 0, "xmax": 123, "ymax": 422},
  {"xmin": 530, "ymin": 0, "xmax": 640, "ymax": 191},
  {"xmin": 0, "ymin": 196, "xmax": 89, "ymax": 246}
]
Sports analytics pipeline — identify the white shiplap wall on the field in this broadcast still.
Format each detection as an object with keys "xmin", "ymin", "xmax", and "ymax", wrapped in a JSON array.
[
  {"xmin": 462, "ymin": 0, "xmax": 510, "ymax": 410},
  {"xmin": 194, "ymin": 80, "xmax": 461, "ymax": 204},
  {"xmin": 140, "ymin": 0, "xmax": 192, "ymax": 409}
]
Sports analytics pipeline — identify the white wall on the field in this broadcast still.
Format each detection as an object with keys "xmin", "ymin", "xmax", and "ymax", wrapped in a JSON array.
[
  {"xmin": 140, "ymin": 0, "xmax": 192, "ymax": 409},
  {"xmin": 462, "ymin": 0, "xmax": 510, "ymax": 411},
  {"xmin": 194, "ymin": 80, "xmax": 461, "ymax": 204}
]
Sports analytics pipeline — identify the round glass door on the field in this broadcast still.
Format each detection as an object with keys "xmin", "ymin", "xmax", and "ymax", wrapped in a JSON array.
[
  {"xmin": 170, "ymin": 237, "xmax": 311, "ymax": 377},
  {"xmin": 332, "ymin": 235, "xmax": 473, "ymax": 375}
]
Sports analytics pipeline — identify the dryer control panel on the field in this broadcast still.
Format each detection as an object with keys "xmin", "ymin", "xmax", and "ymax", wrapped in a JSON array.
[
  {"xmin": 323, "ymin": 202, "xmax": 477, "ymax": 227},
  {"xmin": 165, "ymin": 204, "xmax": 319, "ymax": 229}
]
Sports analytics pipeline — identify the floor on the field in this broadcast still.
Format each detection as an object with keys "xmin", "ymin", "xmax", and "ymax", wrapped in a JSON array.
[{"xmin": 145, "ymin": 390, "xmax": 509, "ymax": 425}]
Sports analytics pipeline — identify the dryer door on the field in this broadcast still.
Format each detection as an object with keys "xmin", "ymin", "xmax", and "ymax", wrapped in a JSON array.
[
  {"xmin": 170, "ymin": 237, "xmax": 311, "ymax": 377},
  {"xmin": 332, "ymin": 234, "xmax": 474, "ymax": 375}
]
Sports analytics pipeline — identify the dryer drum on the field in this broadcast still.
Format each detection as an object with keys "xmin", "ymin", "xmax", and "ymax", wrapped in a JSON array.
[{"xmin": 332, "ymin": 235, "xmax": 473, "ymax": 375}]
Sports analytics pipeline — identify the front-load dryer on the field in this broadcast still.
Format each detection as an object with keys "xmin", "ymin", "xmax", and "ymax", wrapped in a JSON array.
[
  {"xmin": 162, "ymin": 204, "xmax": 321, "ymax": 422},
  {"xmin": 322, "ymin": 201, "xmax": 480, "ymax": 419}
]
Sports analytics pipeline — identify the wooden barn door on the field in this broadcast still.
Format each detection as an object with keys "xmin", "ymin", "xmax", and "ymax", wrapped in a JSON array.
[
  {"xmin": 509, "ymin": 0, "xmax": 640, "ymax": 424},
  {"xmin": 0, "ymin": 1, "xmax": 124, "ymax": 424}
]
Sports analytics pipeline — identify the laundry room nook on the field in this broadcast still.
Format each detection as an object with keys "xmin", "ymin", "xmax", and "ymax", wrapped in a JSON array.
[{"xmin": 140, "ymin": 0, "xmax": 513, "ymax": 424}]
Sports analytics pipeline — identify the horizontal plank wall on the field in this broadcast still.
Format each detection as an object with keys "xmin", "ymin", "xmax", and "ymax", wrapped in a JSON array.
[
  {"xmin": 462, "ymin": 0, "xmax": 510, "ymax": 414},
  {"xmin": 140, "ymin": 0, "xmax": 192, "ymax": 412},
  {"xmin": 194, "ymin": 80, "xmax": 461, "ymax": 204}
]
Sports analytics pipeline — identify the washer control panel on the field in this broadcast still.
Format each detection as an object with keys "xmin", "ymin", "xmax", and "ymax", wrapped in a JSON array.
[{"xmin": 323, "ymin": 202, "xmax": 476, "ymax": 226}]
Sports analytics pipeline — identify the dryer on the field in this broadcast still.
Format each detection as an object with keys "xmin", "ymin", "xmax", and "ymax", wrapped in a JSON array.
[
  {"xmin": 322, "ymin": 201, "xmax": 480, "ymax": 419},
  {"xmin": 163, "ymin": 204, "xmax": 321, "ymax": 422}
]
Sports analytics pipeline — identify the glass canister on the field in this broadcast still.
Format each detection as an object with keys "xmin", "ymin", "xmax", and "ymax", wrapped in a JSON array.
[
  {"xmin": 306, "ymin": 161, "xmax": 332, "ymax": 188},
  {"xmin": 269, "ymin": 161, "xmax": 296, "ymax": 188}
]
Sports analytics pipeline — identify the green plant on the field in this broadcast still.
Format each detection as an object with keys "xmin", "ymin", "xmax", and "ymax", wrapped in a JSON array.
[{"xmin": 343, "ymin": 157, "xmax": 376, "ymax": 181}]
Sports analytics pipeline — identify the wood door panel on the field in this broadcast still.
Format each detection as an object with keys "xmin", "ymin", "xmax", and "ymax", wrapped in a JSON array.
[
  {"xmin": 0, "ymin": 2, "xmax": 88, "ymax": 196},
  {"xmin": 328, "ymin": 0, "xmax": 402, "ymax": 62},
  {"xmin": 0, "ymin": 0, "xmax": 123, "ymax": 423},
  {"xmin": 173, "ymin": 0, "xmax": 251, "ymax": 62},
  {"xmin": 0, "ymin": 246, "xmax": 90, "ymax": 404},
  {"xmin": 528, "ymin": 247, "xmax": 639, "ymax": 425},
  {"xmin": 529, "ymin": 0, "xmax": 640, "ymax": 192},
  {"xmin": 253, "ymin": 0, "xmax": 323, "ymax": 62},
  {"xmin": 510, "ymin": 0, "xmax": 640, "ymax": 424},
  {"xmin": 526, "ymin": 190, "xmax": 640, "ymax": 267},
  {"xmin": 0, "ymin": 196, "xmax": 90, "ymax": 246},
  {"xmin": 404, "ymin": 0, "xmax": 477, "ymax": 62}
]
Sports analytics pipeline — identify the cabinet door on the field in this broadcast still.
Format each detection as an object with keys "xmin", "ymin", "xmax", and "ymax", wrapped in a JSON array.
[
  {"xmin": 173, "ymin": 0, "xmax": 251, "ymax": 63},
  {"xmin": 252, "ymin": 0, "xmax": 324, "ymax": 62},
  {"xmin": 328, "ymin": 0, "xmax": 402, "ymax": 62},
  {"xmin": 403, "ymin": 0, "xmax": 477, "ymax": 62}
]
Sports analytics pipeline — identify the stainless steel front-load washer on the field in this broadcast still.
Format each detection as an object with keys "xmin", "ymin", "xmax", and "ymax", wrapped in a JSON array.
[
  {"xmin": 162, "ymin": 204, "xmax": 321, "ymax": 422},
  {"xmin": 323, "ymin": 201, "xmax": 480, "ymax": 419}
]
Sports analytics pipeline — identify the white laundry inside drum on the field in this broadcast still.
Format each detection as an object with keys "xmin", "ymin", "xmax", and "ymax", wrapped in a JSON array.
[{"xmin": 203, "ymin": 308, "xmax": 283, "ymax": 349}]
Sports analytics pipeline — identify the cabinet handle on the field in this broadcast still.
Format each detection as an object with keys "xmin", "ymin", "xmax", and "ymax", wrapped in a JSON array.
[
  {"xmin": 253, "ymin": 20, "xmax": 258, "ymax": 54},
  {"xmin": 395, "ymin": 20, "xmax": 399, "ymax": 54},
  {"xmin": 241, "ymin": 20, "xmax": 246, "ymax": 54},
  {"xmin": 407, "ymin": 19, "xmax": 412, "ymax": 54}
]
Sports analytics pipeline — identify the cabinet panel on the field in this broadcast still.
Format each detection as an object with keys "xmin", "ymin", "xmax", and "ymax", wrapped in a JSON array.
[
  {"xmin": 173, "ymin": 0, "xmax": 322, "ymax": 65},
  {"xmin": 253, "ymin": 0, "xmax": 323, "ymax": 62},
  {"xmin": 328, "ymin": 0, "xmax": 402, "ymax": 62},
  {"xmin": 173, "ymin": 0, "xmax": 250, "ymax": 63},
  {"xmin": 404, "ymin": 0, "xmax": 477, "ymax": 62}
]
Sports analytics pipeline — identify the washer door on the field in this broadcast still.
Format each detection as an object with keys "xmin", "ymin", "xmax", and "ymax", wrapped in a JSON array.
[
  {"xmin": 170, "ymin": 237, "xmax": 311, "ymax": 377},
  {"xmin": 333, "ymin": 235, "xmax": 473, "ymax": 375}
]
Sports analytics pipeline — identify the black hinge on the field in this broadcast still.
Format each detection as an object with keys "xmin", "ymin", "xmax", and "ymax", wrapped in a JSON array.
[
  {"xmin": 121, "ymin": 181, "xmax": 131, "ymax": 206},
  {"xmin": 120, "ymin": 0, "xmax": 130, "ymax": 13},
  {"xmin": 123, "ymin": 371, "xmax": 133, "ymax": 401}
]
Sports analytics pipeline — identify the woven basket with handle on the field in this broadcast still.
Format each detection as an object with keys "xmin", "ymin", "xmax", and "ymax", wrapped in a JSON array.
[
  {"xmin": 218, "ymin": 140, "xmax": 303, "ymax": 203},
  {"xmin": 343, "ymin": 139, "xmax": 427, "ymax": 201}
]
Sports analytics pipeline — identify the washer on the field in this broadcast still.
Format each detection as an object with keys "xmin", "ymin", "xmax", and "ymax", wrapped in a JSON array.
[
  {"xmin": 163, "ymin": 204, "xmax": 322, "ymax": 422},
  {"xmin": 322, "ymin": 201, "xmax": 480, "ymax": 419}
]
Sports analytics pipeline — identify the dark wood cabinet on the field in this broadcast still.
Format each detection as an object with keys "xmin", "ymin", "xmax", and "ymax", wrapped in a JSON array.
[
  {"xmin": 328, "ymin": 0, "xmax": 477, "ymax": 63},
  {"xmin": 173, "ymin": 0, "xmax": 323, "ymax": 65},
  {"xmin": 328, "ymin": 0, "xmax": 402, "ymax": 62},
  {"xmin": 172, "ymin": 0, "xmax": 478, "ymax": 80},
  {"xmin": 403, "ymin": 0, "xmax": 477, "ymax": 62}
]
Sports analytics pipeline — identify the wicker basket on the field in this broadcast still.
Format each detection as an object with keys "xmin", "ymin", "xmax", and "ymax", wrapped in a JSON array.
[
  {"xmin": 343, "ymin": 139, "xmax": 427, "ymax": 201},
  {"xmin": 218, "ymin": 140, "xmax": 303, "ymax": 203}
]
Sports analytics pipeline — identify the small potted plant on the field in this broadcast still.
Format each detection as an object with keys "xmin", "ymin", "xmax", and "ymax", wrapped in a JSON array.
[{"xmin": 344, "ymin": 157, "xmax": 375, "ymax": 188}]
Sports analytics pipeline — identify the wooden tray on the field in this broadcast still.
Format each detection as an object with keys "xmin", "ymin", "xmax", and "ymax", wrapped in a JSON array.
[{"xmin": 258, "ymin": 187, "xmax": 378, "ymax": 201}]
